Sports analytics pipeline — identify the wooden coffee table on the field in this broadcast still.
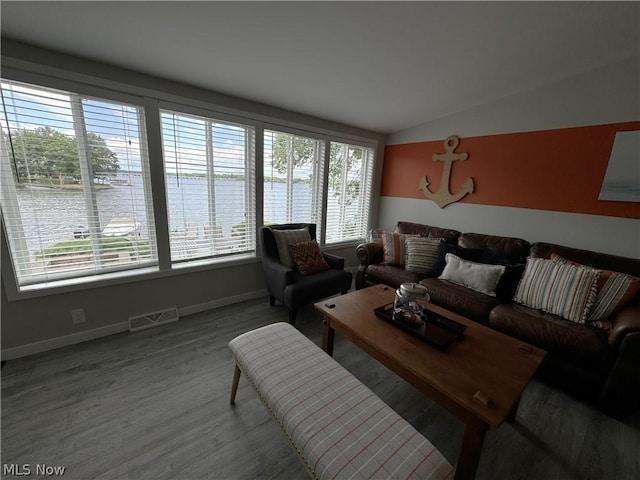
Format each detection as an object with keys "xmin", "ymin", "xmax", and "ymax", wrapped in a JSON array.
[{"xmin": 315, "ymin": 284, "xmax": 546, "ymax": 480}]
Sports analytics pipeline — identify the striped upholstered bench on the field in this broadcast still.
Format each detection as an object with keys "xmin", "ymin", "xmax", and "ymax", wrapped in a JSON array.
[{"xmin": 229, "ymin": 322, "xmax": 454, "ymax": 480}]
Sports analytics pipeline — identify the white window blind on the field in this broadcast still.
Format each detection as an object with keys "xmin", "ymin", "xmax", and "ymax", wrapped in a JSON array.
[
  {"xmin": 0, "ymin": 79, "xmax": 157, "ymax": 288},
  {"xmin": 160, "ymin": 110, "xmax": 256, "ymax": 262},
  {"xmin": 325, "ymin": 142, "xmax": 374, "ymax": 243},
  {"xmin": 263, "ymin": 129, "xmax": 325, "ymax": 230}
]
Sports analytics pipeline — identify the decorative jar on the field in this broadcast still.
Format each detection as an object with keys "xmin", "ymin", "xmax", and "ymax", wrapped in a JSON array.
[{"xmin": 393, "ymin": 282, "xmax": 430, "ymax": 326}]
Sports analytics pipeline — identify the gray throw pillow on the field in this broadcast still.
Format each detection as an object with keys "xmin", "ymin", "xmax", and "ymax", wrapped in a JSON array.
[
  {"xmin": 405, "ymin": 237, "xmax": 443, "ymax": 275},
  {"xmin": 272, "ymin": 227, "xmax": 311, "ymax": 268}
]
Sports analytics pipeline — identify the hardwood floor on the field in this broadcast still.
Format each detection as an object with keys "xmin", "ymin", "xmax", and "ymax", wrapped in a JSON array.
[{"xmin": 2, "ymin": 298, "xmax": 639, "ymax": 480}]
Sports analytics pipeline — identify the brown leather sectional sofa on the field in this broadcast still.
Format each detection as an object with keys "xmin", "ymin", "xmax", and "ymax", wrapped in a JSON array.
[{"xmin": 355, "ymin": 221, "xmax": 640, "ymax": 418}]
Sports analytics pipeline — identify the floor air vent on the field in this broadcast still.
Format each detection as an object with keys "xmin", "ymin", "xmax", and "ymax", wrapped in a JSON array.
[{"xmin": 128, "ymin": 308, "xmax": 179, "ymax": 332}]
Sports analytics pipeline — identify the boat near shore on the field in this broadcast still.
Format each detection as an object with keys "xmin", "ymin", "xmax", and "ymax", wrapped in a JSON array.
[{"xmin": 102, "ymin": 215, "xmax": 141, "ymax": 237}]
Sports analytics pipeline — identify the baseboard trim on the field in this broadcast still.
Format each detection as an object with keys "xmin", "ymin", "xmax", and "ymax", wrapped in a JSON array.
[
  {"xmin": 1, "ymin": 288, "xmax": 268, "ymax": 361},
  {"xmin": 0, "ymin": 322, "xmax": 129, "ymax": 361},
  {"xmin": 178, "ymin": 289, "xmax": 267, "ymax": 317}
]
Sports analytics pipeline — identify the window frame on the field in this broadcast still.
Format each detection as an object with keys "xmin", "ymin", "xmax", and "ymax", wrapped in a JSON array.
[
  {"xmin": 262, "ymin": 124, "xmax": 378, "ymax": 247},
  {"xmin": 0, "ymin": 67, "xmax": 379, "ymax": 301},
  {"xmin": 263, "ymin": 125, "xmax": 327, "ymax": 236},
  {"xmin": 323, "ymin": 140, "xmax": 376, "ymax": 245},
  {"xmin": 0, "ymin": 78, "xmax": 162, "ymax": 291},
  {"xmin": 158, "ymin": 103, "xmax": 258, "ymax": 263}
]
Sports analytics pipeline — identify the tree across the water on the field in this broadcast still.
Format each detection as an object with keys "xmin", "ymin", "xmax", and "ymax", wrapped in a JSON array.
[
  {"xmin": 271, "ymin": 133, "xmax": 363, "ymax": 205},
  {"xmin": 9, "ymin": 126, "xmax": 119, "ymax": 184}
]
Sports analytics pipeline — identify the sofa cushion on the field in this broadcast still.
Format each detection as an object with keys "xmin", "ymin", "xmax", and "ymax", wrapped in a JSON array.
[
  {"xmin": 489, "ymin": 303, "xmax": 612, "ymax": 366},
  {"xmin": 395, "ymin": 221, "xmax": 461, "ymax": 244},
  {"xmin": 366, "ymin": 264, "xmax": 424, "ymax": 289},
  {"xmin": 439, "ymin": 253, "xmax": 505, "ymax": 296},
  {"xmin": 479, "ymin": 248, "xmax": 511, "ymax": 266},
  {"xmin": 444, "ymin": 244, "xmax": 484, "ymax": 262},
  {"xmin": 433, "ymin": 244, "xmax": 485, "ymax": 276},
  {"xmin": 531, "ymin": 242, "xmax": 640, "ymax": 278},
  {"xmin": 494, "ymin": 264, "xmax": 526, "ymax": 301},
  {"xmin": 419, "ymin": 278, "xmax": 506, "ymax": 324},
  {"xmin": 458, "ymin": 232, "xmax": 530, "ymax": 265},
  {"xmin": 405, "ymin": 237, "xmax": 443, "ymax": 275},
  {"xmin": 514, "ymin": 257, "xmax": 600, "ymax": 323}
]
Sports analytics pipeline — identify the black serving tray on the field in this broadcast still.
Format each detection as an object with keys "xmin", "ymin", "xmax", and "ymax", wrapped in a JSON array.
[{"xmin": 373, "ymin": 303, "xmax": 467, "ymax": 350}]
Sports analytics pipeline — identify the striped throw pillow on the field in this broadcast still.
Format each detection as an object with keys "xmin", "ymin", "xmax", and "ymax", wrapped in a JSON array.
[
  {"xmin": 514, "ymin": 257, "xmax": 600, "ymax": 323},
  {"xmin": 381, "ymin": 232, "xmax": 418, "ymax": 266},
  {"xmin": 405, "ymin": 237, "xmax": 443, "ymax": 275},
  {"xmin": 551, "ymin": 254, "xmax": 640, "ymax": 325}
]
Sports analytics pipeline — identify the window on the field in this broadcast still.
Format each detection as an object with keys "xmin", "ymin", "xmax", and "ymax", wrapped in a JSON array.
[
  {"xmin": 160, "ymin": 109, "xmax": 256, "ymax": 262},
  {"xmin": 0, "ymin": 72, "xmax": 378, "ymax": 298},
  {"xmin": 263, "ymin": 131, "xmax": 375, "ymax": 244},
  {"xmin": 325, "ymin": 142, "xmax": 375, "ymax": 243},
  {"xmin": 0, "ymin": 80, "xmax": 157, "ymax": 288},
  {"xmin": 263, "ymin": 129, "xmax": 325, "ymax": 228}
]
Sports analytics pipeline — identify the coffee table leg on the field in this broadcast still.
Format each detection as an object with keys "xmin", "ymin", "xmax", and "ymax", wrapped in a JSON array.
[
  {"xmin": 507, "ymin": 397, "xmax": 521, "ymax": 422},
  {"xmin": 454, "ymin": 419, "xmax": 488, "ymax": 480},
  {"xmin": 322, "ymin": 316, "xmax": 335, "ymax": 356}
]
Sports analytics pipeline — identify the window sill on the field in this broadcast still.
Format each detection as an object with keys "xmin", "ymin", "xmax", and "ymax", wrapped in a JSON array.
[
  {"xmin": 5, "ymin": 254, "xmax": 261, "ymax": 301},
  {"xmin": 322, "ymin": 239, "xmax": 366, "ymax": 251}
]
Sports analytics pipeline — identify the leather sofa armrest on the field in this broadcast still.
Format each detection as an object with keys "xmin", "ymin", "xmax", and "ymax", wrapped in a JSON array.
[
  {"xmin": 608, "ymin": 303, "xmax": 640, "ymax": 346},
  {"xmin": 355, "ymin": 242, "xmax": 384, "ymax": 267},
  {"xmin": 323, "ymin": 252, "xmax": 345, "ymax": 270},
  {"xmin": 599, "ymin": 331, "xmax": 640, "ymax": 417},
  {"xmin": 355, "ymin": 242, "xmax": 383, "ymax": 290}
]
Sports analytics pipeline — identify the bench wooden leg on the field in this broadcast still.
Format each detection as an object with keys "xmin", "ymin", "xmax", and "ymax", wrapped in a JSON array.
[{"xmin": 230, "ymin": 363, "xmax": 241, "ymax": 405}]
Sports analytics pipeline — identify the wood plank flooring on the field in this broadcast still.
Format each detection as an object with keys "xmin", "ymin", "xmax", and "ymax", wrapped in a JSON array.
[{"xmin": 2, "ymin": 298, "xmax": 639, "ymax": 480}]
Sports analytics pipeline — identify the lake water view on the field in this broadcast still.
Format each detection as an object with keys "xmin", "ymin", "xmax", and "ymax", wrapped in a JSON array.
[{"xmin": 15, "ymin": 175, "xmax": 319, "ymax": 256}]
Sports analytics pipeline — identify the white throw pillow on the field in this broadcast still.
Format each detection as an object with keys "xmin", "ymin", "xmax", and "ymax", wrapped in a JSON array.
[{"xmin": 438, "ymin": 253, "xmax": 505, "ymax": 296}]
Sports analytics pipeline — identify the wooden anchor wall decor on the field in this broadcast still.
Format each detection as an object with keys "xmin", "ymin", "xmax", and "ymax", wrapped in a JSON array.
[{"xmin": 418, "ymin": 135, "xmax": 474, "ymax": 208}]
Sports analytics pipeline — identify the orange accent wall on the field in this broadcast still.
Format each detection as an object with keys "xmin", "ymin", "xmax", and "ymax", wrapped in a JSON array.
[{"xmin": 382, "ymin": 122, "xmax": 640, "ymax": 219}]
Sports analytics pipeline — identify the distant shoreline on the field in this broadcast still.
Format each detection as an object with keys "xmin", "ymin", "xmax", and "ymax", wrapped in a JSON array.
[{"xmin": 18, "ymin": 183, "xmax": 114, "ymax": 191}]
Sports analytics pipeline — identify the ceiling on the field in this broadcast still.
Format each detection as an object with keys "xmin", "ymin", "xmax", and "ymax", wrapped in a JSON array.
[{"xmin": 1, "ymin": 1, "xmax": 638, "ymax": 134}]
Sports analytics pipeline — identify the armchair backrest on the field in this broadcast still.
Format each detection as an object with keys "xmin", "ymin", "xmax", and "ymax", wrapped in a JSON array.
[{"xmin": 259, "ymin": 223, "xmax": 317, "ymax": 263}]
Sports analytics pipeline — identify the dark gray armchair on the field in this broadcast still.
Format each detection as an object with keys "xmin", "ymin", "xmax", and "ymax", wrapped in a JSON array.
[{"xmin": 259, "ymin": 223, "xmax": 352, "ymax": 326}]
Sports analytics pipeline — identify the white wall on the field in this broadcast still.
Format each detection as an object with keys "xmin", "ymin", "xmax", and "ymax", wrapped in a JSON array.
[
  {"xmin": 380, "ymin": 57, "xmax": 640, "ymax": 259},
  {"xmin": 378, "ymin": 198, "xmax": 639, "ymax": 258},
  {"xmin": 389, "ymin": 57, "xmax": 639, "ymax": 144}
]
